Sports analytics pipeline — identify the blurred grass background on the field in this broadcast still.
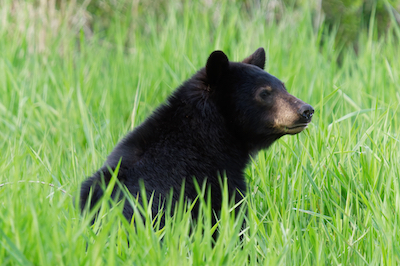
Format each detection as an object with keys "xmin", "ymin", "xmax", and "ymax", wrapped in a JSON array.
[{"xmin": 1, "ymin": 0, "xmax": 400, "ymax": 265}]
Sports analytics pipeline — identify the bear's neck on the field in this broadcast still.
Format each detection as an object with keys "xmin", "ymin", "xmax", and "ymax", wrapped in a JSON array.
[
  {"xmin": 146, "ymin": 100, "xmax": 252, "ymax": 171},
  {"xmin": 111, "ymin": 87, "xmax": 251, "ymax": 173}
]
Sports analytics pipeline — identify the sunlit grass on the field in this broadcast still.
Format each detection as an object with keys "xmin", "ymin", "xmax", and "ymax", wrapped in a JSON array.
[{"xmin": 1, "ymin": 0, "xmax": 400, "ymax": 265}]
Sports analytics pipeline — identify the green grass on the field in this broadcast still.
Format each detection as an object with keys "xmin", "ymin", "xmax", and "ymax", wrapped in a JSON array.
[{"xmin": 1, "ymin": 0, "xmax": 400, "ymax": 265}]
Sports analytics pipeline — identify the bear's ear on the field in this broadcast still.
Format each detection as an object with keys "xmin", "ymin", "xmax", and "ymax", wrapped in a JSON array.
[
  {"xmin": 242, "ymin": 47, "xmax": 265, "ymax": 69},
  {"xmin": 206, "ymin": 50, "xmax": 229, "ymax": 85}
]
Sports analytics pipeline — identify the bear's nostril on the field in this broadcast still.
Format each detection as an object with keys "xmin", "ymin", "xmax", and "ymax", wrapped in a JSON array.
[{"xmin": 299, "ymin": 104, "xmax": 314, "ymax": 120}]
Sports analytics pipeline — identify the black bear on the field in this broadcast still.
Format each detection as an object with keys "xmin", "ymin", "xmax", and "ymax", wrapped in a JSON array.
[{"xmin": 80, "ymin": 48, "xmax": 314, "ymax": 223}]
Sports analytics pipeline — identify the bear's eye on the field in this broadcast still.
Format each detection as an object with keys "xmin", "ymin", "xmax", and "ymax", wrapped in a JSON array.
[{"xmin": 259, "ymin": 90, "xmax": 271, "ymax": 100}]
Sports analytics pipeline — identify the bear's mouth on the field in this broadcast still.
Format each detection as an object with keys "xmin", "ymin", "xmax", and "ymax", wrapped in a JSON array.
[{"xmin": 284, "ymin": 123, "xmax": 309, "ymax": 134}]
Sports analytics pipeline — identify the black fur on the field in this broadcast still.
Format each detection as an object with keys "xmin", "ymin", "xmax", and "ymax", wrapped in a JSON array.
[{"xmin": 80, "ymin": 48, "xmax": 313, "ymax": 223}]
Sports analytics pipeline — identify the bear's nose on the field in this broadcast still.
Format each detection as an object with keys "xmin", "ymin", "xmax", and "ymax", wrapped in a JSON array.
[{"xmin": 298, "ymin": 104, "xmax": 314, "ymax": 121}]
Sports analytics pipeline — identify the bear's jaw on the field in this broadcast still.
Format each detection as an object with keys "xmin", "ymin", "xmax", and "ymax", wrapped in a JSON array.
[{"xmin": 283, "ymin": 123, "xmax": 309, "ymax": 135}]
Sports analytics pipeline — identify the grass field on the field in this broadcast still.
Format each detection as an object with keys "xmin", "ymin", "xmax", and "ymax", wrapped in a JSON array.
[{"xmin": 1, "ymin": 0, "xmax": 400, "ymax": 265}]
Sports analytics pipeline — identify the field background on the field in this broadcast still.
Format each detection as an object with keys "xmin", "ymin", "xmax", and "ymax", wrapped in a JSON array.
[{"xmin": 1, "ymin": 0, "xmax": 400, "ymax": 265}]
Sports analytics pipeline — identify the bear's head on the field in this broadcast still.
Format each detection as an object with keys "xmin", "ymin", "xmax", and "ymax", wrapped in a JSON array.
[{"xmin": 206, "ymin": 48, "xmax": 314, "ymax": 152}]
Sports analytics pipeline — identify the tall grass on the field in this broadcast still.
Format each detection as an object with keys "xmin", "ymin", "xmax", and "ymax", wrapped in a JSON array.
[{"xmin": 1, "ymin": 0, "xmax": 400, "ymax": 265}]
